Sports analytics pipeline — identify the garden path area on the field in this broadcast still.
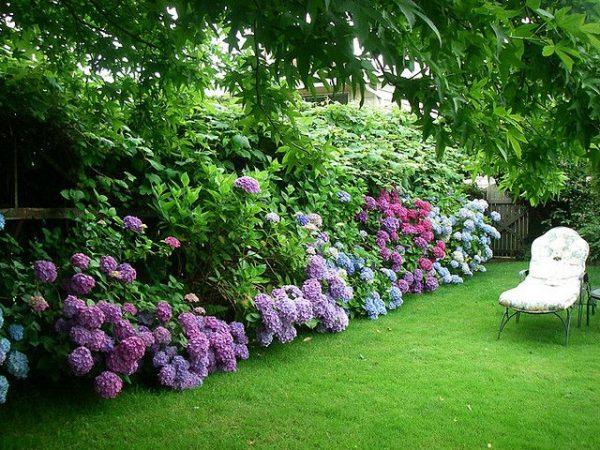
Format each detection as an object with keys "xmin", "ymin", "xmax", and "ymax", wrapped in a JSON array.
[{"xmin": 1, "ymin": 261, "xmax": 599, "ymax": 449}]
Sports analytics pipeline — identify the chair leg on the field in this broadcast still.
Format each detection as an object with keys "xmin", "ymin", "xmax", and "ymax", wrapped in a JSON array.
[
  {"xmin": 565, "ymin": 309, "xmax": 572, "ymax": 346},
  {"xmin": 497, "ymin": 308, "xmax": 512, "ymax": 340}
]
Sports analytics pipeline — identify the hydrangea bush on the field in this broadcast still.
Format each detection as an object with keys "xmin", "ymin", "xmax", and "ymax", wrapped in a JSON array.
[{"xmin": 0, "ymin": 308, "xmax": 29, "ymax": 404}]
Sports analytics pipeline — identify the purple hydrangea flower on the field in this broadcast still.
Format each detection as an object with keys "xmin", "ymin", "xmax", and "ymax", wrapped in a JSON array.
[
  {"xmin": 71, "ymin": 253, "xmax": 91, "ymax": 270},
  {"xmin": 306, "ymin": 255, "xmax": 328, "ymax": 280},
  {"xmin": 68, "ymin": 346, "xmax": 94, "ymax": 376},
  {"xmin": 123, "ymin": 215, "xmax": 146, "ymax": 233},
  {"xmin": 34, "ymin": 260, "xmax": 57, "ymax": 283},
  {"xmin": 115, "ymin": 336, "xmax": 146, "ymax": 362},
  {"xmin": 99, "ymin": 256, "xmax": 118, "ymax": 274},
  {"xmin": 77, "ymin": 306, "xmax": 105, "ymax": 329},
  {"xmin": 70, "ymin": 273, "xmax": 96, "ymax": 295},
  {"xmin": 156, "ymin": 301, "xmax": 172, "ymax": 323},
  {"xmin": 94, "ymin": 371, "xmax": 123, "ymax": 399},
  {"xmin": 233, "ymin": 176, "xmax": 261, "ymax": 194},
  {"xmin": 97, "ymin": 301, "xmax": 122, "ymax": 324},
  {"xmin": 153, "ymin": 326, "xmax": 172, "ymax": 345},
  {"xmin": 414, "ymin": 236, "xmax": 428, "ymax": 249},
  {"xmin": 122, "ymin": 303, "xmax": 137, "ymax": 315}
]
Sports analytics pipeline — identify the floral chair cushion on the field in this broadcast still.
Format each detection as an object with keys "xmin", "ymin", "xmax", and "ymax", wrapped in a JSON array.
[{"xmin": 499, "ymin": 227, "xmax": 589, "ymax": 312}]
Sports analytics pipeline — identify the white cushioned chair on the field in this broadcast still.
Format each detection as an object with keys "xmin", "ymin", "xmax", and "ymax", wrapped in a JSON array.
[{"xmin": 497, "ymin": 227, "xmax": 589, "ymax": 345}]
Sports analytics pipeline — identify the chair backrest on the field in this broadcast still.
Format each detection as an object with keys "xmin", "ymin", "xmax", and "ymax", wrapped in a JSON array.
[{"xmin": 529, "ymin": 227, "xmax": 589, "ymax": 283}]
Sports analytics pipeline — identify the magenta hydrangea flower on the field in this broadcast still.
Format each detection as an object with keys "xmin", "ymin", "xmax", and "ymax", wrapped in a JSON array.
[
  {"xmin": 94, "ymin": 371, "xmax": 123, "ymax": 399},
  {"xmin": 99, "ymin": 256, "xmax": 118, "ymax": 274},
  {"xmin": 233, "ymin": 176, "xmax": 261, "ymax": 194},
  {"xmin": 418, "ymin": 257, "xmax": 433, "ymax": 271},
  {"xmin": 34, "ymin": 260, "xmax": 57, "ymax": 283},
  {"xmin": 123, "ymin": 215, "xmax": 146, "ymax": 233},
  {"xmin": 70, "ymin": 273, "xmax": 95, "ymax": 295},
  {"xmin": 122, "ymin": 302, "xmax": 137, "ymax": 315},
  {"xmin": 68, "ymin": 346, "xmax": 94, "ymax": 376},
  {"xmin": 70, "ymin": 253, "xmax": 91, "ymax": 270},
  {"xmin": 156, "ymin": 301, "xmax": 172, "ymax": 323},
  {"xmin": 163, "ymin": 236, "xmax": 181, "ymax": 249}
]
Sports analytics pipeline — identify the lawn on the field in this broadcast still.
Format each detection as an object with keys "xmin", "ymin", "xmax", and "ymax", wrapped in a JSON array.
[{"xmin": 1, "ymin": 261, "xmax": 599, "ymax": 449}]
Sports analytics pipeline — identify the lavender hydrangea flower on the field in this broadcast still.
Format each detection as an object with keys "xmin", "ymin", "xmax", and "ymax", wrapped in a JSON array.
[
  {"xmin": 94, "ymin": 371, "xmax": 123, "ymax": 399},
  {"xmin": 99, "ymin": 256, "xmax": 118, "ymax": 274},
  {"xmin": 234, "ymin": 176, "xmax": 261, "ymax": 194},
  {"xmin": 306, "ymin": 255, "xmax": 328, "ymax": 280},
  {"xmin": 301, "ymin": 278, "xmax": 322, "ymax": 300},
  {"xmin": 70, "ymin": 273, "xmax": 96, "ymax": 295},
  {"xmin": 123, "ymin": 215, "xmax": 146, "ymax": 233},
  {"xmin": 70, "ymin": 253, "xmax": 91, "ymax": 270},
  {"xmin": 265, "ymin": 212, "xmax": 281, "ymax": 223},
  {"xmin": 34, "ymin": 260, "xmax": 57, "ymax": 283},
  {"xmin": 68, "ymin": 346, "xmax": 94, "ymax": 376}
]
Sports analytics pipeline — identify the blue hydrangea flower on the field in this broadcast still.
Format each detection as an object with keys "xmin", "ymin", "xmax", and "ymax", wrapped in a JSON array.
[
  {"xmin": 388, "ymin": 287, "xmax": 404, "ymax": 310},
  {"xmin": 451, "ymin": 275, "xmax": 463, "ymax": 284},
  {"xmin": 359, "ymin": 267, "xmax": 375, "ymax": 283},
  {"xmin": 337, "ymin": 191, "xmax": 351, "ymax": 203},
  {"xmin": 295, "ymin": 213, "xmax": 310, "ymax": 226},
  {"xmin": 7, "ymin": 324, "xmax": 24, "ymax": 342},
  {"xmin": 0, "ymin": 338, "xmax": 10, "ymax": 353},
  {"xmin": 490, "ymin": 211, "xmax": 501, "ymax": 222},
  {"xmin": 6, "ymin": 350, "xmax": 29, "ymax": 379},
  {"xmin": 363, "ymin": 292, "xmax": 387, "ymax": 320},
  {"xmin": 0, "ymin": 213, "xmax": 5, "ymax": 231},
  {"xmin": 380, "ymin": 268, "xmax": 397, "ymax": 282},
  {"xmin": 0, "ymin": 308, "xmax": 3, "ymax": 328},
  {"xmin": 336, "ymin": 253, "xmax": 355, "ymax": 275},
  {"xmin": 0, "ymin": 375, "xmax": 8, "ymax": 404}
]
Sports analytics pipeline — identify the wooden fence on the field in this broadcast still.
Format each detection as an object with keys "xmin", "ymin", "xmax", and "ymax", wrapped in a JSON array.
[{"xmin": 490, "ymin": 202, "xmax": 529, "ymax": 257}]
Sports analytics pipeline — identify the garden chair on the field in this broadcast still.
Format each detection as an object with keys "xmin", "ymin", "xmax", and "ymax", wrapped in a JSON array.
[{"xmin": 497, "ymin": 227, "xmax": 589, "ymax": 345}]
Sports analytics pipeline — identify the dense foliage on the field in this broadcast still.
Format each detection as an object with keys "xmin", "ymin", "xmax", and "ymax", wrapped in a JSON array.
[
  {"xmin": 2, "ymin": 1, "xmax": 599, "ymax": 202},
  {"xmin": 541, "ymin": 163, "xmax": 600, "ymax": 262}
]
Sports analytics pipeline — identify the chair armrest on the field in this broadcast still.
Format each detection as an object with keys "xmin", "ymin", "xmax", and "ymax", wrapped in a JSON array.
[{"xmin": 519, "ymin": 269, "xmax": 529, "ymax": 280}]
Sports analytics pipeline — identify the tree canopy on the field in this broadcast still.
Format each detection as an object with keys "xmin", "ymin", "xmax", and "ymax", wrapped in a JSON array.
[{"xmin": 2, "ymin": 0, "xmax": 599, "ymax": 203}]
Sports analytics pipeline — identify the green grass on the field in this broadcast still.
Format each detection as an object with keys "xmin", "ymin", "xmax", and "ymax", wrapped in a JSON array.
[{"xmin": 1, "ymin": 261, "xmax": 600, "ymax": 449}]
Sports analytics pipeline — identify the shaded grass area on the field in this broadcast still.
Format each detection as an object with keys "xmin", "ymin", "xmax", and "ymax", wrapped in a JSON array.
[{"xmin": 1, "ymin": 262, "xmax": 600, "ymax": 449}]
